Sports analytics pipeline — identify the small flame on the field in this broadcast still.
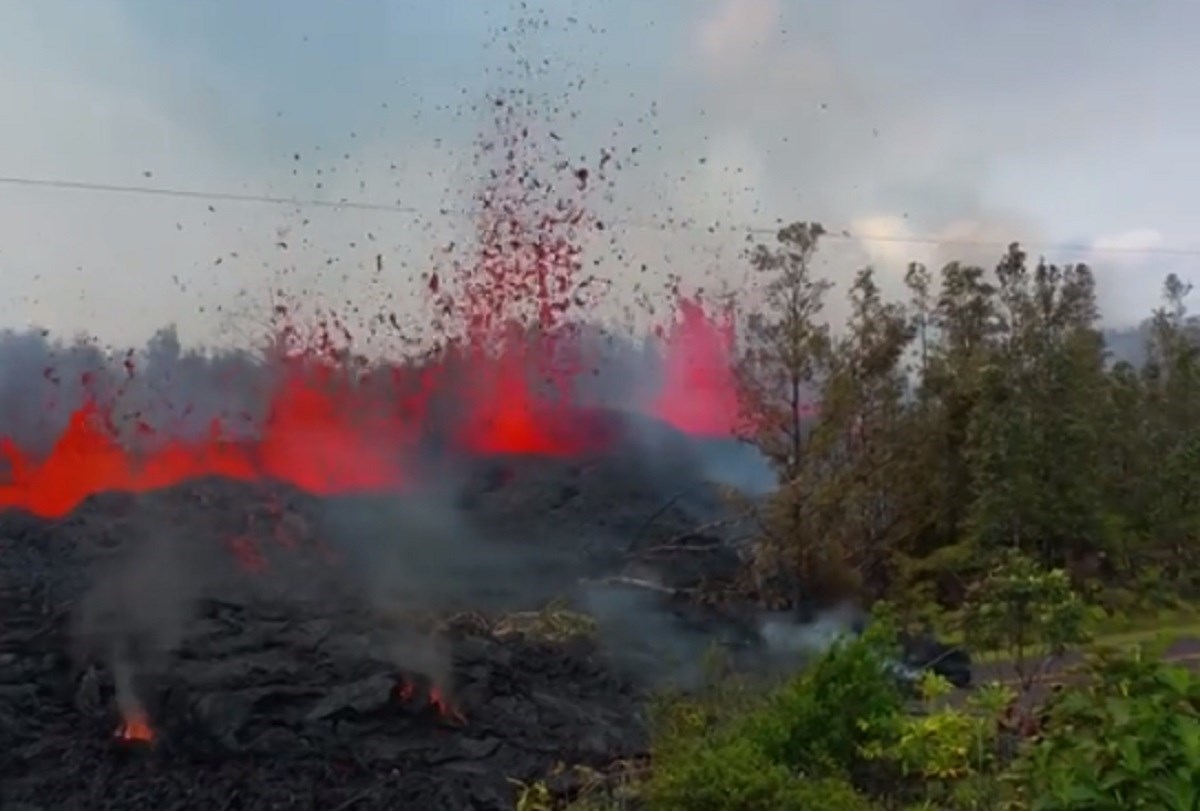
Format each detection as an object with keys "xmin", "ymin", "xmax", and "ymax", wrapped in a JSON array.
[
  {"xmin": 429, "ymin": 686, "xmax": 467, "ymax": 726},
  {"xmin": 392, "ymin": 678, "xmax": 466, "ymax": 725},
  {"xmin": 115, "ymin": 709, "xmax": 154, "ymax": 744}
]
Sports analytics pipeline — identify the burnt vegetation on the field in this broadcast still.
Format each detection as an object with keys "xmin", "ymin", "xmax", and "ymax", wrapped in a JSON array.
[{"xmin": 3, "ymin": 223, "xmax": 1200, "ymax": 810}]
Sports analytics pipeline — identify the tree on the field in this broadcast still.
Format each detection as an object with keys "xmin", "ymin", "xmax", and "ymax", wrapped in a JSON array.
[
  {"xmin": 740, "ymin": 222, "xmax": 832, "ymax": 483},
  {"xmin": 805, "ymin": 268, "xmax": 915, "ymax": 599},
  {"xmin": 904, "ymin": 260, "xmax": 1003, "ymax": 602},
  {"xmin": 724, "ymin": 216, "xmax": 1197, "ymax": 618},
  {"xmin": 1139, "ymin": 274, "xmax": 1200, "ymax": 586},
  {"xmin": 964, "ymin": 247, "xmax": 1108, "ymax": 568},
  {"xmin": 961, "ymin": 549, "xmax": 1090, "ymax": 694},
  {"xmin": 738, "ymin": 222, "xmax": 835, "ymax": 603}
]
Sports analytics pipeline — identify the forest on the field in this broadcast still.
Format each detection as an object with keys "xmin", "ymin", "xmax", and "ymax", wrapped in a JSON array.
[{"xmin": 737, "ymin": 222, "xmax": 1199, "ymax": 618}]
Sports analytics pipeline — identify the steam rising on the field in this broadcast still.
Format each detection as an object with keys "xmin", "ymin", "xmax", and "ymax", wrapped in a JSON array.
[{"xmin": 72, "ymin": 497, "xmax": 211, "ymax": 729}]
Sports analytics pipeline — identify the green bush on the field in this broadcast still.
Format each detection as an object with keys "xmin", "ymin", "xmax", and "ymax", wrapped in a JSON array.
[
  {"xmin": 648, "ymin": 734, "xmax": 793, "ymax": 811},
  {"xmin": 646, "ymin": 731, "xmax": 875, "ymax": 811},
  {"xmin": 745, "ymin": 630, "xmax": 907, "ymax": 775},
  {"xmin": 1008, "ymin": 644, "xmax": 1200, "ymax": 810},
  {"xmin": 644, "ymin": 630, "xmax": 902, "ymax": 810},
  {"xmin": 642, "ymin": 614, "xmax": 1200, "ymax": 811}
]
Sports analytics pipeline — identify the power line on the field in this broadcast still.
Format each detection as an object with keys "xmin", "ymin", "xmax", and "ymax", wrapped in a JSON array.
[
  {"xmin": 1, "ymin": 173, "xmax": 1198, "ymax": 259},
  {"xmin": 0, "ymin": 175, "xmax": 424, "ymax": 215}
]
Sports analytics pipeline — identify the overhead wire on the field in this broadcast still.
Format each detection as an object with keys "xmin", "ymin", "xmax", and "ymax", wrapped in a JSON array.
[{"xmin": 0, "ymin": 173, "xmax": 1196, "ymax": 259}]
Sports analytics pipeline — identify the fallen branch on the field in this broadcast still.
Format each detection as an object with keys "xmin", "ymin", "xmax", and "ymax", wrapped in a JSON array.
[
  {"xmin": 581, "ymin": 576, "xmax": 695, "ymax": 597},
  {"xmin": 627, "ymin": 517, "xmax": 755, "ymax": 558},
  {"xmin": 630, "ymin": 541, "xmax": 726, "ymax": 557}
]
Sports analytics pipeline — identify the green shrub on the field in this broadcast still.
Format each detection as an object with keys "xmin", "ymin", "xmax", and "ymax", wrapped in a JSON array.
[
  {"xmin": 646, "ymin": 732, "xmax": 875, "ymax": 811},
  {"xmin": 647, "ymin": 733, "xmax": 796, "ymax": 811},
  {"xmin": 1008, "ymin": 643, "xmax": 1200, "ymax": 810},
  {"xmin": 779, "ymin": 776, "xmax": 879, "ymax": 810},
  {"xmin": 645, "ymin": 629, "xmax": 901, "ymax": 810},
  {"xmin": 745, "ymin": 630, "xmax": 907, "ymax": 775}
]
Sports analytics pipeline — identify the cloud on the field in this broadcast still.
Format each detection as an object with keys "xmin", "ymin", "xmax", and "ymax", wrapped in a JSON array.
[
  {"xmin": 613, "ymin": 0, "xmax": 1193, "ymax": 327},
  {"xmin": 694, "ymin": 0, "xmax": 780, "ymax": 70}
]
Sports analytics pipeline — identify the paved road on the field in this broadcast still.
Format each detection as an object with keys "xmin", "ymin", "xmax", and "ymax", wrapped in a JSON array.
[
  {"xmin": 947, "ymin": 636, "xmax": 1200, "ymax": 709},
  {"xmin": 972, "ymin": 636, "xmax": 1200, "ymax": 687}
]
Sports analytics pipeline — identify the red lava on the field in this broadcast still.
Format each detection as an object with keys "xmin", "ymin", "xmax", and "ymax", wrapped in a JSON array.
[
  {"xmin": 393, "ymin": 679, "xmax": 466, "ymax": 725},
  {"xmin": 115, "ymin": 709, "xmax": 155, "ymax": 745},
  {"xmin": 0, "ymin": 295, "xmax": 740, "ymax": 519},
  {"xmin": 651, "ymin": 298, "xmax": 743, "ymax": 437}
]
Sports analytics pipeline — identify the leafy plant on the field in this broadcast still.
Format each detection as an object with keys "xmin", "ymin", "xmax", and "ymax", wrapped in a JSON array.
[
  {"xmin": 645, "ymin": 632, "xmax": 899, "ymax": 810},
  {"xmin": 511, "ymin": 778, "xmax": 554, "ymax": 811},
  {"xmin": 744, "ymin": 628, "xmax": 907, "ymax": 775},
  {"xmin": 648, "ymin": 734, "xmax": 880, "ymax": 810},
  {"xmin": 1008, "ymin": 644, "xmax": 1200, "ymax": 810},
  {"xmin": 862, "ymin": 672, "xmax": 1015, "ymax": 809},
  {"xmin": 962, "ymin": 550, "xmax": 1090, "ymax": 692},
  {"xmin": 647, "ymin": 732, "xmax": 858, "ymax": 811}
]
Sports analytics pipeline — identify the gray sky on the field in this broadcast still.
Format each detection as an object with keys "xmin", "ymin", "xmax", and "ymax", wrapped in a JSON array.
[{"xmin": 0, "ymin": 0, "xmax": 1196, "ymax": 349}]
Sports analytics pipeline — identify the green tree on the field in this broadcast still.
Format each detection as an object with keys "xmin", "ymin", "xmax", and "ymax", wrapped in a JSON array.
[
  {"xmin": 961, "ymin": 549, "xmax": 1090, "ymax": 693},
  {"xmin": 805, "ymin": 267, "xmax": 915, "ymax": 599},
  {"xmin": 741, "ymin": 221, "xmax": 833, "ymax": 484},
  {"xmin": 899, "ymin": 260, "xmax": 1003, "ymax": 604},
  {"xmin": 964, "ymin": 247, "xmax": 1108, "ymax": 569},
  {"xmin": 738, "ymin": 222, "xmax": 835, "ymax": 602},
  {"xmin": 1139, "ymin": 274, "xmax": 1200, "ymax": 587},
  {"xmin": 731, "ymin": 220, "xmax": 1198, "ymax": 616}
]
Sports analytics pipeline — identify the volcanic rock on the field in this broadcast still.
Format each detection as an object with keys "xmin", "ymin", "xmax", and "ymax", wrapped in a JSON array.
[
  {"xmin": 0, "ymin": 488, "xmax": 652, "ymax": 810},
  {"xmin": 0, "ymin": 412, "xmax": 774, "ymax": 809}
]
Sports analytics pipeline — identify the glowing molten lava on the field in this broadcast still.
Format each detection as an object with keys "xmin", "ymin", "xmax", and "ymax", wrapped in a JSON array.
[
  {"xmin": 652, "ymin": 298, "xmax": 743, "ymax": 437},
  {"xmin": 115, "ymin": 710, "xmax": 154, "ymax": 744},
  {"xmin": 428, "ymin": 685, "xmax": 467, "ymax": 726},
  {"xmin": 0, "ymin": 295, "xmax": 742, "ymax": 518},
  {"xmin": 393, "ymin": 678, "xmax": 466, "ymax": 726}
]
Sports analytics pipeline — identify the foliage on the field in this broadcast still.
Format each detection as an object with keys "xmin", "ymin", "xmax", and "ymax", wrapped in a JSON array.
[
  {"xmin": 510, "ymin": 762, "xmax": 643, "ymax": 811},
  {"xmin": 881, "ymin": 673, "xmax": 1000, "ymax": 780},
  {"xmin": 961, "ymin": 550, "xmax": 1090, "ymax": 692},
  {"xmin": 511, "ymin": 778, "xmax": 555, "ymax": 811},
  {"xmin": 644, "ymin": 631, "xmax": 899, "ymax": 811},
  {"xmin": 646, "ymin": 732, "xmax": 874, "ymax": 811},
  {"xmin": 1008, "ymin": 644, "xmax": 1200, "ymax": 810},
  {"xmin": 744, "ymin": 628, "xmax": 907, "ymax": 774},
  {"xmin": 736, "ymin": 225, "xmax": 1200, "ymax": 610},
  {"xmin": 859, "ymin": 672, "xmax": 1017, "ymax": 809},
  {"xmin": 556, "ymin": 618, "xmax": 1200, "ymax": 811}
]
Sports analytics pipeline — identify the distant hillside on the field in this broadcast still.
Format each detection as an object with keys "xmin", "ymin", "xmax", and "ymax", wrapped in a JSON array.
[
  {"xmin": 1104, "ymin": 318, "xmax": 1200, "ymax": 367},
  {"xmin": 1103, "ymin": 325, "xmax": 1150, "ymax": 367}
]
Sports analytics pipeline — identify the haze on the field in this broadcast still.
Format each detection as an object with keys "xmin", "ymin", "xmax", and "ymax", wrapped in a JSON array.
[{"xmin": 1, "ymin": 0, "xmax": 1195, "ymax": 349}]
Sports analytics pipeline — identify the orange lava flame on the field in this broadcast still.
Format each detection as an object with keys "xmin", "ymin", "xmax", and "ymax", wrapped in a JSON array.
[
  {"xmin": 393, "ymin": 679, "xmax": 467, "ymax": 725},
  {"xmin": 429, "ymin": 685, "xmax": 467, "ymax": 726},
  {"xmin": 115, "ymin": 710, "xmax": 154, "ymax": 744}
]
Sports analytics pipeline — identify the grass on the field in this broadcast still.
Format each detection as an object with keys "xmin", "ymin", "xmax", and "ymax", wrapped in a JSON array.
[{"xmin": 968, "ymin": 611, "xmax": 1200, "ymax": 665}]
